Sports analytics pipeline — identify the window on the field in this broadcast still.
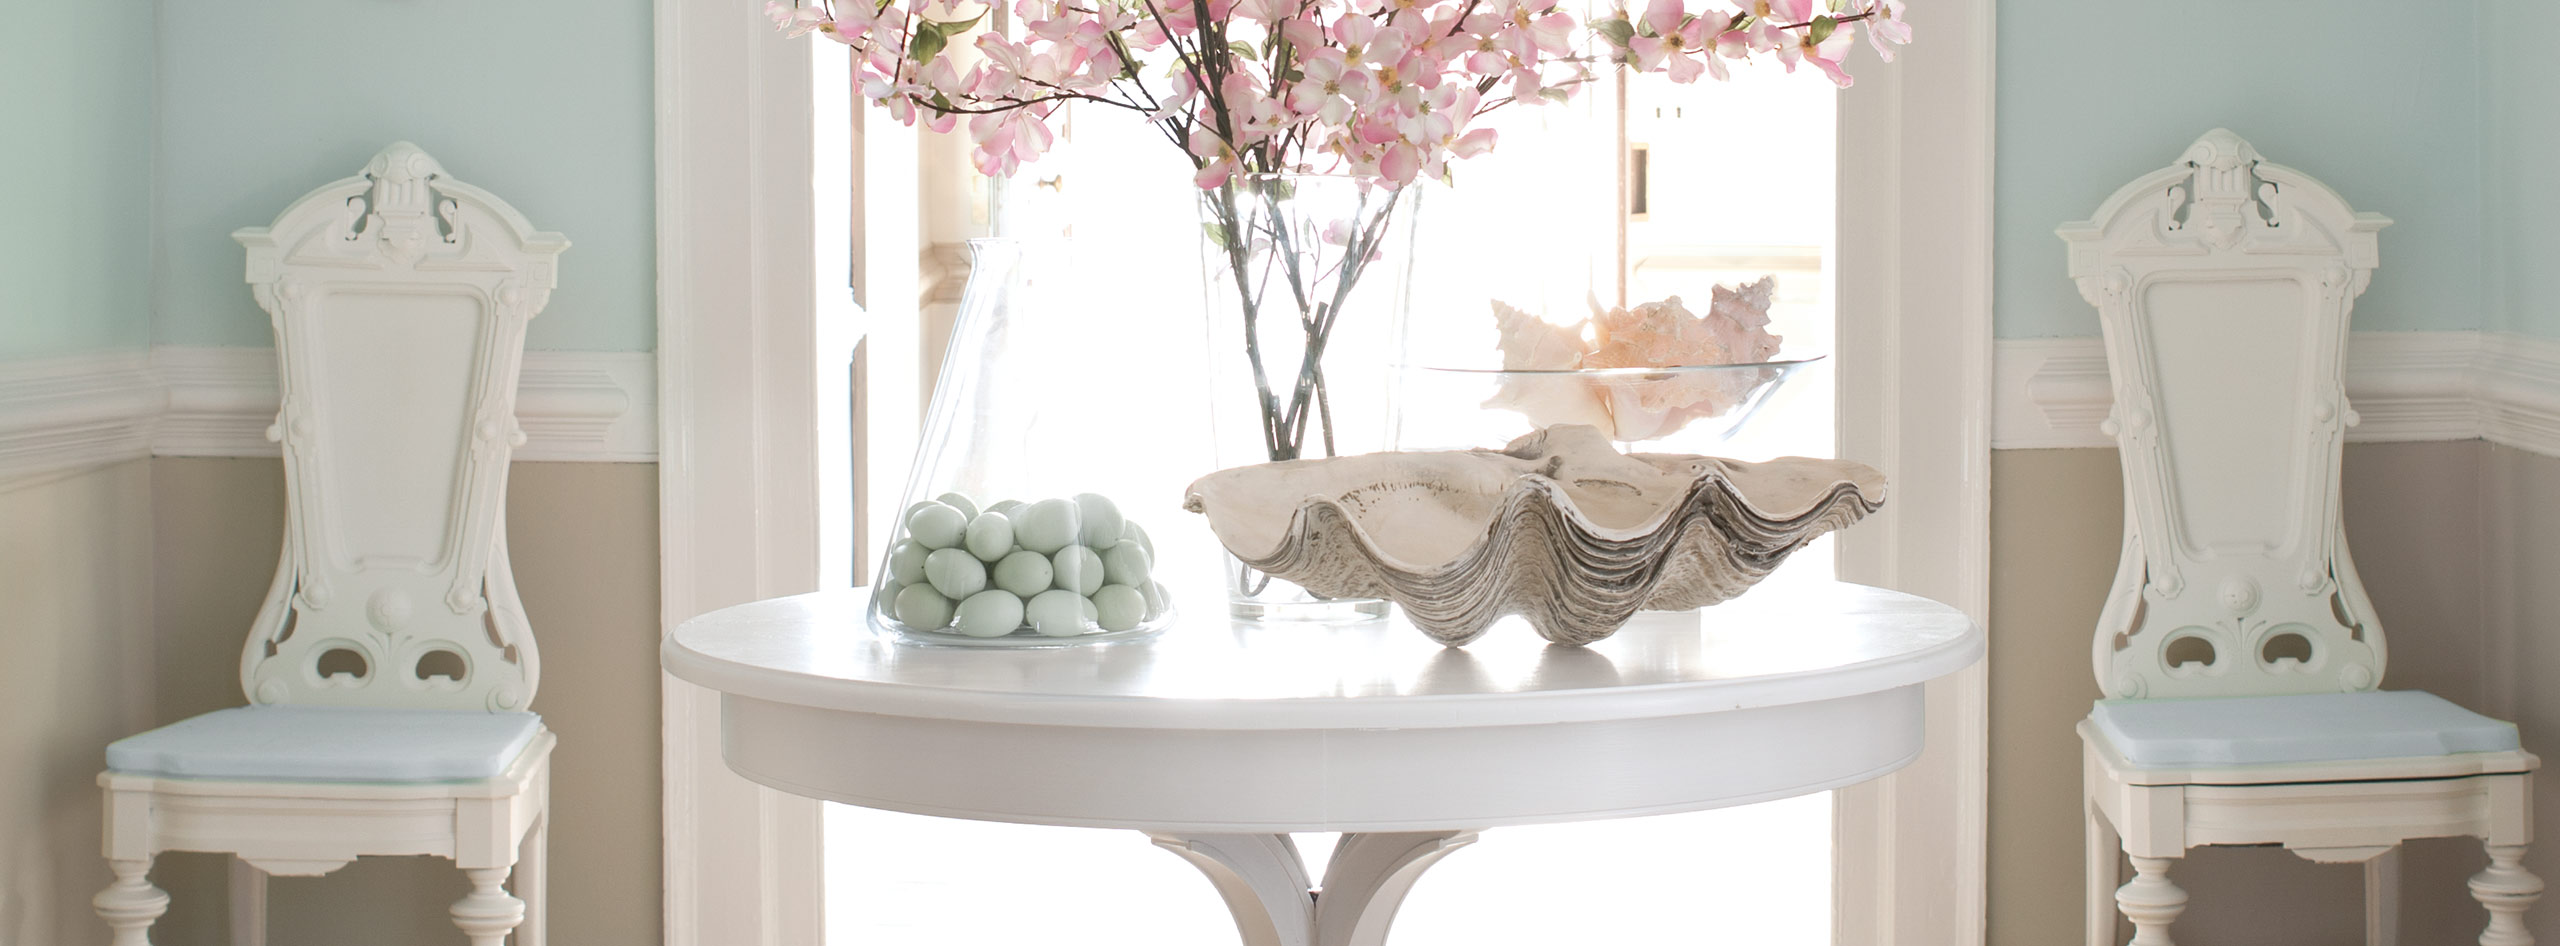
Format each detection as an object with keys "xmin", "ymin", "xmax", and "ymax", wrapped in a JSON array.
[
  {"xmin": 830, "ymin": 53, "xmax": 1843, "ymax": 946},
  {"xmin": 659, "ymin": 4, "xmax": 1987, "ymax": 941}
]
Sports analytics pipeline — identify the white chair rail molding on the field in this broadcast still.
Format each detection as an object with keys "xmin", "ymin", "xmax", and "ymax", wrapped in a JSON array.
[
  {"xmin": 2065, "ymin": 128, "xmax": 2542, "ymax": 946},
  {"xmin": 91, "ymin": 142, "xmax": 564, "ymax": 946}
]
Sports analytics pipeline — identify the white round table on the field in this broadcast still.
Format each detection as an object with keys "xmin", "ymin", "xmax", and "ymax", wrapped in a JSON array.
[{"xmin": 663, "ymin": 580, "xmax": 1980, "ymax": 946}]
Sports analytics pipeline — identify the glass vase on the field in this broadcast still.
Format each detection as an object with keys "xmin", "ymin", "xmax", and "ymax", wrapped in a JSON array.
[
  {"xmin": 869, "ymin": 239, "xmax": 1189, "ymax": 647},
  {"xmin": 1198, "ymin": 174, "xmax": 1418, "ymax": 623}
]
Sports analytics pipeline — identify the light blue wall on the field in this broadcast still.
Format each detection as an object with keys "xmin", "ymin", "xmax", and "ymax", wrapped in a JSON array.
[
  {"xmin": 1996, "ymin": 0, "xmax": 2483, "ymax": 339},
  {"xmin": 154, "ymin": 0, "xmax": 655, "ymax": 352},
  {"xmin": 0, "ymin": 4, "xmax": 157, "ymax": 359},
  {"xmin": 2483, "ymin": 1, "xmax": 2560, "ymax": 339}
]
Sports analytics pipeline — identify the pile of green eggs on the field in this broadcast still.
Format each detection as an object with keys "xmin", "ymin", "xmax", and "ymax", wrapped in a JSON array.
[{"xmin": 879, "ymin": 492, "xmax": 1169, "ymax": 638}]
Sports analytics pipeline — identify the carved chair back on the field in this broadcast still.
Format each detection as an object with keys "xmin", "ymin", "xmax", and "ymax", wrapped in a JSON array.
[
  {"xmin": 232, "ymin": 142, "xmax": 567, "ymax": 712},
  {"xmin": 2060, "ymin": 128, "xmax": 2393, "ymax": 700}
]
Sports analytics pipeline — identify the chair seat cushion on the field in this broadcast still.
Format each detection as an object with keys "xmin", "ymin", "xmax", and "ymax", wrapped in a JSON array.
[
  {"xmin": 106, "ymin": 706, "xmax": 544, "ymax": 782},
  {"xmin": 2089, "ymin": 690, "xmax": 2520, "ymax": 768}
]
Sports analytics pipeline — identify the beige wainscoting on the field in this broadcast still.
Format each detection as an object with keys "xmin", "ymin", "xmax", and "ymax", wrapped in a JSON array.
[
  {"xmin": 1988, "ymin": 442, "xmax": 2560, "ymax": 946},
  {"xmin": 145, "ymin": 458, "xmax": 662, "ymax": 946},
  {"xmin": 2490, "ymin": 444, "xmax": 2560, "ymax": 946},
  {"xmin": 0, "ymin": 461, "xmax": 155, "ymax": 946}
]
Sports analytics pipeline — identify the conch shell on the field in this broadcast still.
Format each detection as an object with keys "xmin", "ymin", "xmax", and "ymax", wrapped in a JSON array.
[
  {"xmin": 1487, "ymin": 280, "xmax": 1785, "ymax": 441},
  {"xmin": 1182, "ymin": 424, "xmax": 1886, "ymax": 645}
]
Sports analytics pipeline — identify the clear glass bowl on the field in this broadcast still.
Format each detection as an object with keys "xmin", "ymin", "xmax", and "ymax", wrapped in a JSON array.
[
  {"xmin": 1391, "ymin": 358, "xmax": 1818, "ymax": 453},
  {"xmin": 869, "ymin": 239, "xmax": 1184, "ymax": 647}
]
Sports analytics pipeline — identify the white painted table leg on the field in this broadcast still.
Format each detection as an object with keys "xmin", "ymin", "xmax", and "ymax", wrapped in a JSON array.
[
  {"xmin": 2365, "ymin": 846, "xmax": 2400, "ymax": 946},
  {"xmin": 1150, "ymin": 830, "xmax": 1479, "ymax": 946},
  {"xmin": 2086, "ymin": 794, "xmax": 2121, "ymax": 946},
  {"xmin": 95, "ymin": 857, "xmax": 169, "ymax": 946},
  {"xmin": 451, "ymin": 866, "xmax": 527, "ymax": 946},
  {"xmin": 229, "ymin": 856, "xmax": 269, "ymax": 946},
  {"xmin": 2471, "ymin": 843, "xmax": 2542, "ymax": 946},
  {"xmin": 1313, "ymin": 832, "xmax": 1478, "ymax": 946},
  {"xmin": 516, "ymin": 815, "xmax": 549, "ymax": 946},
  {"xmin": 2116, "ymin": 856, "xmax": 2186, "ymax": 946},
  {"xmin": 1150, "ymin": 834, "xmax": 1318, "ymax": 946}
]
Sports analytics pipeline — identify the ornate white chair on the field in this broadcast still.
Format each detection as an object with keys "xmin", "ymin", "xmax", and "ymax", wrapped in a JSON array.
[
  {"xmin": 2064, "ymin": 128, "xmax": 2542, "ymax": 946},
  {"xmin": 92, "ymin": 142, "xmax": 565, "ymax": 946}
]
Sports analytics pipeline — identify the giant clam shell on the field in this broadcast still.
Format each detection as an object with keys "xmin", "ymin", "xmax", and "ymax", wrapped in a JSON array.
[{"xmin": 1181, "ymin": 425, "xmax": 1886, "ymax": 645}]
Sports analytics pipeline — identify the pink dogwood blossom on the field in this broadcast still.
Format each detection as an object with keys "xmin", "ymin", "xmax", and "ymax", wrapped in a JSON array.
[{"xmin": 767, "ymin": 0, "xmax": 1911, "ymax": 189}]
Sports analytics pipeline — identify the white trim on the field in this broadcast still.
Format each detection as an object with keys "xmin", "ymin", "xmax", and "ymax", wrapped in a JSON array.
[
  {"xmin": 2473, "ymin": 333, "xmax": 2560, "ymax": 456},
  {"xmin": 0, "ymin": 349, "xmax": 162, "ymax": 486},
  {"xmin": 654, "ymin": 0, "xmax": 838, "ymax": 944},
  {"xmin": 151, "ymin": 347, "xmax": 657, "ymax": 462},
  {"xmin": 0, "ymin": 346, "xmax": 652, "ymax": 487},
  {"xmin": 1829, "ymin": 0, "xmax": 1995, "ymax": 942},
  {"xmin": 1993, "ymin": 330, "xmax": 2560, "ymax": 456}
]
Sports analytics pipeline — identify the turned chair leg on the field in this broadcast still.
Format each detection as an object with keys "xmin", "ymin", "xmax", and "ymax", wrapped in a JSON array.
[
  {"xmin": 95, "ymin": 857, "xmax": 169, "ymax": 946},
  {"xmin": 2117, "ymin": 855, "xmax": 2187, "ymax": 946},
  {"xmin": 2471, "ymin": 843, "xmax": 2543, "ymax": 946},
  {"xmin": 451, "ymin": 866, "xmax": 528, "ymax": 946}
]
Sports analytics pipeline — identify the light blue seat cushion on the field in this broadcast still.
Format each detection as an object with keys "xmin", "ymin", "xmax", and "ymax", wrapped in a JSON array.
[
  {"xmin": 2090, "ymin": 690, "xmax": 2520, "ymax": 768},
  {"xmin": 106, "ymin": 706, "xmax": 544, "ymax": 782}
]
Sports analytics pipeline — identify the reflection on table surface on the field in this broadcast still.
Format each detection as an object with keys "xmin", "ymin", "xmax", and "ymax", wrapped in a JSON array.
[{"xmin": 671, "ymin": 576, "xmax": 1975, "ymax": 707}]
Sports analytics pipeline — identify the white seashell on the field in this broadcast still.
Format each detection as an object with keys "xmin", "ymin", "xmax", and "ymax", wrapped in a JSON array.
[
  {"xmin": 1482, "ymin": 301, "xmax": 1615, "ymax": 429},
  {"xmin": 1182, "ymin": 425, "xmax": 1886, "ymax": 646},
  {"xmin": 1488, "ymin": 299, "xmax": 1585, "ymax": 372},
  {"xmin": 1485, "ymin": 286, "xmax": 1786, "ymax": 442}
]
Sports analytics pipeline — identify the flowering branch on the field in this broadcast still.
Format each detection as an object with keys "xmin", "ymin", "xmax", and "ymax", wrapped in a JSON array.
[
  {"xmin": 768, "ymin": 0, "xmax": 1914, "ymax": 472},
  {"xmin": 769, "ymin": 0, "xmax": 1911, "ymax": 188}
]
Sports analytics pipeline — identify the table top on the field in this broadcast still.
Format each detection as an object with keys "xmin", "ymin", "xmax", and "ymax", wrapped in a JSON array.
[{"xmin": 662, "ymin": 579, "xmax": 1982, "ymax": 732}]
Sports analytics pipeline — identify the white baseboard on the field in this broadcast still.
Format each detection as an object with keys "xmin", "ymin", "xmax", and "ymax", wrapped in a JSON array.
[
  {"xmin": 0, "ymin": 346, "xmax": 657, "ymax": 484},
  {"xmin": 1993, "ymin": 331, "xmax": 2560, "ymax": 457}
]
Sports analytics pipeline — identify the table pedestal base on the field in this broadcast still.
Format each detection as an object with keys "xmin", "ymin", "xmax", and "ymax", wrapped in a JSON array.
[{"xmin": 1148, "ymin": 831, "xmax": 1479, "ymax": 946}]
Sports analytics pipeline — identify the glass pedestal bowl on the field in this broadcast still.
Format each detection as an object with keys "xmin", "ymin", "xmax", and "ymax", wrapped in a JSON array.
[{"xmin": 1391, "ymin": 358, "xmax": 1819, "ymax": 453}]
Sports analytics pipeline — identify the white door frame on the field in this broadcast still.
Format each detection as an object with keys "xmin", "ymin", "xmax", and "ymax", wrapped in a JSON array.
[
  {"xmin": 1830, "ymin": 0, "xmax": 1995, "ymax": 942},
  {"xmin": 654, "ymin": 0, "xmax": 1995, "ymax": 941},
  {"xmin": 656, "ymin": 2, "xmax": 839, "ymax": 944}
]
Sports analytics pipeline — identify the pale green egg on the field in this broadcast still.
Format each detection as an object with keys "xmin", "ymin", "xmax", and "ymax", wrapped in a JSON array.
[
  {"xmin": 953, "ymin": 590, "xmax": 1025, "ymax": 638},
  {"xmin": 1072, "ymin": 493, "xmax": 1124, "ymax": 548},
  {"xmin": 993, "ymin": 550, "xmax": 1054, "ymax": 598},
  {"xmin": 902, "ymin": 501, "xmax": 940, "ymax": 529},
  {"xmin": 1100, "ymin": 541, "xmax": 1152, "ymax": 587},
  {"xmin": 1013, "ymin": 499, "xmax": 1082, "ymax": 554},
  {"xmin": 1051, "ymin": 546, "xmax": 1105, "ymax": 596},
  {"xmin": 1140, "ymin": 580, "xmax": 1172, "ymax": 619},
  {"xmin": 887, "ymin": 540, "xmax": 929, "ymax": 585},
  {"xmin": 1025, "ymin": 589, "xmax": 1095, "ymax": 637},
  {"xmin": 934, "ymin": 492, "xmax": 981, "ymax": 520},
  {"xmin": 905, "ymin": 502, "xmax": 969, "ymax": 550},
  {"xmin": 893, "ymin": 584, "xmax": 955, "ymax": 630},
  {"xmin": 1119, "ymin": 520, "xmax": 1154, "ymax": 558},
  {"xmin": 987, "ymin": 499, "xmax": 1025, "ymax": 516},
  {"xmin": 964, "ymin": 512, "xmax": 1015, "ymax": 562},
  {"xmin": 925, "ymin": 548, "xmax": 989, "ymax": 599},
  {"xmin": 1091, "ymin": 584, "xmax": 1146, "ymax": 632}
]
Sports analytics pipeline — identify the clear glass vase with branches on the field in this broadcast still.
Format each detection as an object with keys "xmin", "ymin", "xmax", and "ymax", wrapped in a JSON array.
[{"xmin": 1199, "ymin": 173, "xmax": 1418, "ymax": 618}]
